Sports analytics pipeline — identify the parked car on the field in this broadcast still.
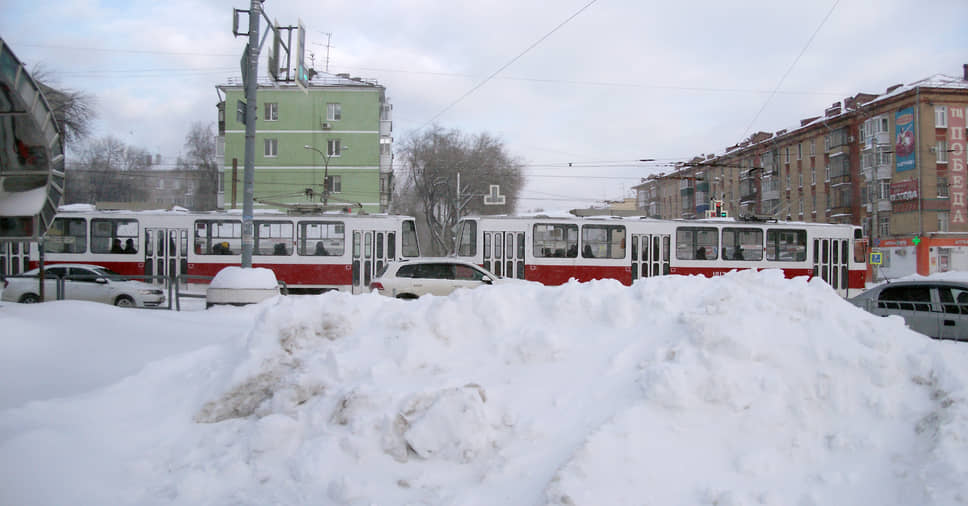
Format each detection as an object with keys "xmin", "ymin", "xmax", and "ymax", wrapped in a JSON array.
[
  {"xmin": 848, "ymin": 280, "xmax": 968, "ymax": 341},
  {"xmin": 369, "ymin": 258, "xmax": 498, "ymax": 298},
  {"xmin": 2, "ymin": 264, "xmax": 165, "ymax": 308}
]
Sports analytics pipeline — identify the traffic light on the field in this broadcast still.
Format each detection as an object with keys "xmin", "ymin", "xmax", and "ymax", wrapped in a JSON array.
[{"xmin": 714, "ymin": 200, "xmax": 727, "ymax": 217}]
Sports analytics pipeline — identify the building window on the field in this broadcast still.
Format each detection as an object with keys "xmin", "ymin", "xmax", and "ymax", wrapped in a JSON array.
[
  {"xmin": 809, "ymin": 141, "xmax": 815, "ymax": 157},
  {"xmin": 785, "ymin": 147, "xmax": 790, "ymax": 163},
  {"xmin": 939, "ymin": 212, "xmax": 950, "ymax": 232},
  {"xmin": 937, "ymin": 140, "xmax": 949, "ymax": 163},
  {"xmin": 264, "ymin": 138, "xmax": 278, "ymax": 157},
  {"xmin": 325, "ymin": 175, "xmax": 342, "ymax": 193},
  {"xmin": 327, "ymin": 103, "xmax": 342, "ymax": 121},
  {"xmin": 264, "ymin": 102, "xmax": 278, "ymax": 121},
  {"xmin": 879, "ymin": 180, "xmax": 890, "ymax": 200},
  {"xmin": 935, "ymin": 106, "xmax": 948, "ymax": 128},
  {"xmin": 938, "ymin": 176, "xmax": 949, "ymax": 198},
  {"xmin": 798, "ymin": 173, "xmax": 803, "ymax": 188},
  {"xmin": 327, "ymin": 139, "xmax": 342, "ymax": 157},
  {"xmin": 878, "ymin": 215, "xmax": 890, "ymax": 237},
  {"xmin": 811, "ymin": 167, "xmax": 816, "ymax": 185},
  {"xmin": 797, "ymin": 143, "xmax": 802, "ymax": 160},
  {"xmin": 824, "ymin": 135, "xmax": 830, "ymax": 153}
]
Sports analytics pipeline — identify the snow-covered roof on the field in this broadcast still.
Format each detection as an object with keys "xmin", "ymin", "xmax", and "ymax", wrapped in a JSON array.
[
  {"xmin": 692, "ymin": 72, "xmax": 968, "ymax": 166},
  {"xmin": 219, "ymin": 71, "xmax": 381, "ymax": 90}
]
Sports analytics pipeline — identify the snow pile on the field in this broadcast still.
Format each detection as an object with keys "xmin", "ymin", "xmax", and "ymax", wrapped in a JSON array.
[{"xmin": 2, "ymin": 270, "xmax": 968, "ymax": 505}]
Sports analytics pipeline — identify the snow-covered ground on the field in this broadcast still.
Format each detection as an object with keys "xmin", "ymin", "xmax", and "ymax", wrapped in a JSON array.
[{"xmin": 1, "ymin": 270, "xmax": 967, "ymax": 505}]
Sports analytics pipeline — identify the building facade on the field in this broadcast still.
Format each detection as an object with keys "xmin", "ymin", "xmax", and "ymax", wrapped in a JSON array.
[
  {"xmin": 634, "ymin": 66, "xmax": 968, "ymax": 278},
  {"xmin": 216, "ymin": 73, "xmax": 393, "ymax": 213}
]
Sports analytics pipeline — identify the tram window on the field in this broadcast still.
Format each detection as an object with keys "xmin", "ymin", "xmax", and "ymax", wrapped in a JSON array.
[
  {"xmin": 853, "ymin": 239, "xmax": 866, "ymax": 263},
  {"xmin": 456, "ymin": 220, "xmax": 477, "ymax": 256},
  {"xmin": 254, "ymin": 220, "xmax": 293, "ymax": 256},
  {"xmin": 365, "ymin": 232, "xmax": 372, "ymax": 259},
  {"xmin": 44, "ymin": 218, "xmax": 87, "ymax": 254},
  {"xmin": 517, "ymin": 233, "xmax": 525, "ymax": 259},
  {"xmin": 495, "ymin": 233, "xmax": 503, "ymax": 259},
  {"xmin": 402, "ymin": 220, "xmax": 419, "ymax": 257},
  {"xmin": 483, "ymin": 233, "xmax": 491, "ymax": 259},
  {"xmin": 353, "ymin": 231, "xmax": 361, "ymax": 258},
  {"xmin": 676, "ymin": 227, "xmax": 718, "ymax": 260},
  {"xmin": 766, "ymin": 229, "xmax": 807, "ymax": 262},
  {"xmin": 297, "ymin": 221, "xmax": 344, "ymax": 256},
  {"xmin": 194, "ymin": 220, "xmax": 241, "ymax": 255},
  {"xmin": 721, "ymin": 228, "xmax": 763, "ymax": 261},
  {"xmin": 832, "ymin": 240, "xmax": 839, "ymax": 264},
  {"xmin": 533, "ymin": 223, "xmax": 578, "ymax": 258},
  {"xmin": 631, "ymin": 239, "xmax": 638, "ymax": 261},
  {"xmin": 377, "ymin": 232, "xmax": 384, "ymax": 259},
  {"xmin": 387, "ymin": 233, "xmax": 395, "ymax": 259},
  {"xmin": 842, "ymin": 241, "xmax": 849, "ymax": 264},
  {"xmin": 91, "ymin": 218, "xmax": 139, "ymax": 254},
  {"xmin": 582, "ymin": 225, "xmax": 626, "ymax": 259},
  {"xmin": 822, "ymin": 239, "xmax": 829, "ymax": 264},
  {"xmin": 506, "ymin": 233, "xmax": 514, "ymax": 258}
]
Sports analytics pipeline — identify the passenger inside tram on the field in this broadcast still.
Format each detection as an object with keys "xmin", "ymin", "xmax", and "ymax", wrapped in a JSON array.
[
  {"xmin": 111, "ymin": 239, "xmax": 123, "ymax": 253},
  {"xmin": 123, "ymin": 238, "xmax": 136, "ymax": 254},
  {"xmin": 314, "ymin": 241, "xmax": 328, "ymax": 255}
]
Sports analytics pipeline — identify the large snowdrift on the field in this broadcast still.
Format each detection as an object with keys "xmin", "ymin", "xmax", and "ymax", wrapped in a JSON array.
[{"xmin": 1, "ymin": 270, "xmax": 967, "ymax": 505}]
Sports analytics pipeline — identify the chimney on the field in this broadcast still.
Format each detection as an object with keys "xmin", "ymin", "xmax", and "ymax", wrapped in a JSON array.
[{"xmin": 824, "ymin": 102, "xmax": 841, "ymax": 117}]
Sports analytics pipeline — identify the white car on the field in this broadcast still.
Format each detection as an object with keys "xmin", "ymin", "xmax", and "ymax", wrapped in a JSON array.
[
  {"xmin": 369, "ymin": 258, "xmax": 498, "ymax": 298},
  {"xmin": 2, "ymin": 264, "xmax": 166, "ymax": 308}
]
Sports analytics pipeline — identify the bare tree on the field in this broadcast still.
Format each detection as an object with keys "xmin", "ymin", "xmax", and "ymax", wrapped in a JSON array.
[
  {"xmin": 67, "ymin": 136, "xmax": 150, "ymax": 203},
  {"xmin": 31, "ymin": 65, "xmax": 96, "ymax": 145},
  {"xmin": 394, "ymin": 126, "xmax": 524, "ymax": 255},
  {"xmin": 177, "ymin": 122, "xmax": 219, "ymax": 210}
]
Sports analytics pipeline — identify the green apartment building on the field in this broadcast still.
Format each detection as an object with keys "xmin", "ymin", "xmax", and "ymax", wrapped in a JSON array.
[{"xmin": 216, "ymin": 73, "xmax": 393, "ymax": 213}]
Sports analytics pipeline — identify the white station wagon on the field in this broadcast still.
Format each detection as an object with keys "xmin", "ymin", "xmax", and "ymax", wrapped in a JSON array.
[{"xmin": 369, "ymin": 258, "xmax": 498, "ymax": 298}]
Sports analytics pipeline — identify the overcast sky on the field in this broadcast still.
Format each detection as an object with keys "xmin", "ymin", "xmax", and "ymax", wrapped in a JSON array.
[{"xmin": 3, "ymin": 0, "xmax": 966, "ymax": 211}]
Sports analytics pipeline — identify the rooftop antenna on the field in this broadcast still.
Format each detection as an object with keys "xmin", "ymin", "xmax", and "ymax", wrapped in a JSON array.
[{"xmin": 312, "ymin": 31, "xmax": 333, "ymax": 72}]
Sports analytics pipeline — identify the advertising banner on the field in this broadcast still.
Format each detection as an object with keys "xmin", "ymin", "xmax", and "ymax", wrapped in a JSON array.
[
  {"xmin": 890, "ymin": 180, "xmax": 919, "ymax": 213},
  {"xmin": 950, "ymin": 106, "xmax": 966, "ymax": 224},
  {"xmin": 895, "ymin": 107, "xmax": 916, "ymax": 172}
]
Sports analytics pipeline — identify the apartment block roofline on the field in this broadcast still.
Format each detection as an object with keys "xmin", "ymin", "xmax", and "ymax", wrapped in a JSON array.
[
  {"xmin": 682, "ymin": 69, "xmax": 968, "ymax": 166},
  {"xmin": 218, "ymin": 70, "xmax": 381, "ymax": 90}
]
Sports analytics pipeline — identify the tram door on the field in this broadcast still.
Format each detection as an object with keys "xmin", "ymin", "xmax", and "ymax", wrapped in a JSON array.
[
  {"xmin": 1, "ymin": 241, "xmax": 30, "ymax": 275},
  {"xmin": 631, "ymin": 234, "xmax": 671, "ymax": 280},
  {"xmin": 813, "ymin": 238, "xmax": 849, "ymax": 296},
  {"xmin": 352, "ymin": 230, "xmax": 391, "ymax": 294},
  {"xmin": 144, "ymin": 228, "xmax": 189, "ymax": 287}
]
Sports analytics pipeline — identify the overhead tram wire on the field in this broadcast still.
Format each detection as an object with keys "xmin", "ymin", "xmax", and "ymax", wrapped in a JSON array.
[
  {"xmin": 739, "ymin": 0, "xmax": 841, "ymax": 140},
  {"xmin": 416, "ymin": 0, "xmax": 600, "ymax": 132}
]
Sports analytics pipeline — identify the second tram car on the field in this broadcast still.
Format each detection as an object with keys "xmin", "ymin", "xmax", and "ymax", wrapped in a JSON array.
[
  {"xmin": 4, "ymin": 206, "xmax": 420, "ymax": 294},
  {"xmin": 454, "ymin": 214, "xmax": 867, "ymax": 297}
]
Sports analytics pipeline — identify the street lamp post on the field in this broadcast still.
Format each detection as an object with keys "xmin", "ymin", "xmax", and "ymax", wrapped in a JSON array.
[{"xmin": 304, "ymin": 144, "xmax": 348, "ymax": 207}]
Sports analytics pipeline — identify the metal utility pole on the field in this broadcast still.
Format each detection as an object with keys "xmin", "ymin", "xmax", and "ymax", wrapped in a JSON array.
[{"xmin": 241, "ymin": 0, "xmax": 260, "ymax": 268}]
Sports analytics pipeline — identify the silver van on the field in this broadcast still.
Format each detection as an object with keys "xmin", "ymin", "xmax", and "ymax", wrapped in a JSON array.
[{"xmin": 848, "ymin": 280, "xmax": 968, "ymax": 341}]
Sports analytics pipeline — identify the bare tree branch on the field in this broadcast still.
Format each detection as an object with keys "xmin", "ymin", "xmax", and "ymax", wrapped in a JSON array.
[{"xmin": 394, "ymin": 125, "xmax": 524, "ymax": 255}]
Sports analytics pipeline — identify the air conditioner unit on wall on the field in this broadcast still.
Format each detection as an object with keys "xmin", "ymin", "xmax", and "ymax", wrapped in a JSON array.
[{"xmin": 321, "ymin": 122, "xmax": 332, "ymax": 130}]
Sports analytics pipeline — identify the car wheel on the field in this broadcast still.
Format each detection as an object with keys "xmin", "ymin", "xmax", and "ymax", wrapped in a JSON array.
[
  {"xmin": 396, "ymin": 293, "xmax": 418, "ymax": 300},
  {"xmin": 19, "ymin": 293, "xmax": 40, "ymax": 304},
  {"xmin": 115, "ymin": 295, "xmax": 136, "ymax": 308}
]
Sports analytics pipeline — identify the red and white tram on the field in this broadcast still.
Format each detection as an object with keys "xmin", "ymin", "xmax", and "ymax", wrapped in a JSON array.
[
  {"xmin": 1, "ymin": 206, "xmax": 420, "ymax": 294},
  {"xmin": 454, "ymin": 214, "xmax": 868, "ymax": 297}
]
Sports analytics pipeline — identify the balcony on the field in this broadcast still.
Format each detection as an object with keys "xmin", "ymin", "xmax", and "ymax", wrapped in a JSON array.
[
  {"xmin": 877, "ymin": 199, "xmax": 892, "ymax": 213},
  {"xmin": 380, "ymin": 153, "xmax": 393, "ymax": 172},
  {"xmin": 380, "ymin": 120, "xmax": 392, "ymax": 137}
]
